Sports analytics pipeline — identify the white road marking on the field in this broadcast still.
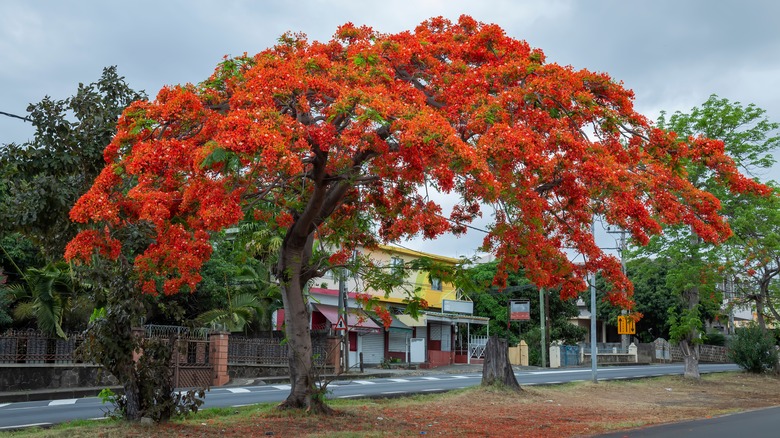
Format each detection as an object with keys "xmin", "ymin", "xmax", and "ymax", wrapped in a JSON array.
[
  {"xmin": 338, "ymin": 394, "xmax": 365, "ymax": 398},
  {"xmin": 420, "ymin": 377, "xmax": 440, "ymax": 380},
  {"xmin": 353, "ymin": 380, "xmax": 376, "ymax": 385},
  {"xmin": 0, "ymin": 403, "xmax": 10, "ymax": 408},
  {"xmin": 272, "ymin": 385, "xmax": 291, "ymax": 390},
  {"xmin": 226, "ymin": 388, "xmax": 251, "ymax": 393},
  {"xmin": 450, "ymin": 375, "xmax": 469, "ymax": 379},
  {"xmin": 381, "ymin": 391, "xmax": 405, "ymax": 394},
  {"xmin": 422, "ymin": 388, "xmax": 442, "ymax": 391},
  {"xmin": 48, "ymin": 399, "xmax": 77, "ymax": 406},
  {"xmin": 231, "ymin": 404, "xmax": 255, "ymax": 407},
  {"xmin": 388, "ymin": 378, "xmax": 409, "ymax": 382},
  {"xmin": 0, "ymin": 423, "xmax": 52, "ymax": 430}
]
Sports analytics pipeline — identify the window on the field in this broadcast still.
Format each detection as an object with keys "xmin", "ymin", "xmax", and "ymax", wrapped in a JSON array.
[
  {"xmin": 430, "ymin": 276, "xmax": 442, "ymax": 291},
  {"xmin": 390, "ymin": 257, "xmax": 404, "ymax": 276}
]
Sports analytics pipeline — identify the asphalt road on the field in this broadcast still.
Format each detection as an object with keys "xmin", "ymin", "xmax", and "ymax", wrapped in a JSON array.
[
  {"xmin": 596, "ymin": 405, "xmax": 780, "ymax": 438},
  {"xmin": 0, "ymin": 363, "xmax": 740, "ymax": 431}
]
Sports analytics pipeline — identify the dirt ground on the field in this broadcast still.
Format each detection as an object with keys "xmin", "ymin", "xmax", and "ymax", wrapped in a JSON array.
[{"xmin": 11, "ymin": 372, "xmax": 780, "ymax": 438}]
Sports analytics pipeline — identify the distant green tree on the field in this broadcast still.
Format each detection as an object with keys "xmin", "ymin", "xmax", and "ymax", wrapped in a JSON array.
[
  {"xmin": 596, "ymin": 256, "xmax": 723, "ymax": 343},
  {"xmin": 0, "ymin": 67, "xmax": 144, "ymax": 261},
  {"xmin": 467, "ymin": 261, "xmax": 585, "ymax": 366},
  {"xmin": 632, "ymin": 95, "xmax": 778, "ymax": 379}
]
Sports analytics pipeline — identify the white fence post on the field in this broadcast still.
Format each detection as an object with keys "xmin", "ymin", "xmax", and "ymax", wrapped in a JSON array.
[
  {"xmin": 629, "ymin": 342, "xmax": 638, "ymax": 363},
  {"xmin": 549, "ymin": 343, "xmax": 561, "ymax": 368}
]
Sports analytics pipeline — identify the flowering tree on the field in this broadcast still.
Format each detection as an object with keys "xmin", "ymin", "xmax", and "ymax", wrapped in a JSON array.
[{"xmin": 66, "ymin": 16, "xmax": 765, "ymax": 411}]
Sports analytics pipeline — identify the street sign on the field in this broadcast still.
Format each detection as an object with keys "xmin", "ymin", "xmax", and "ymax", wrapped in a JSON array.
[
  {"xmin": 509, "ymin": 300, "xmax": 531, "ymax": 321},
  {"xmin": 617, "ymin": 316, "xmax": 636, "ymax": 335},
  {"xmin": 335, "ymin": 315, "xmax": 347, "ymax": 331}
]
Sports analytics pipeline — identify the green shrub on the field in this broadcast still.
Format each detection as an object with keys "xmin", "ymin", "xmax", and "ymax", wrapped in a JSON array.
[
  {"xmin": 704, "ymin": 331, "xmax": 726, "ymax": 346},
  {"xmin": 728, "ymin": 325, "xmax": 779, "ymax": 373}
]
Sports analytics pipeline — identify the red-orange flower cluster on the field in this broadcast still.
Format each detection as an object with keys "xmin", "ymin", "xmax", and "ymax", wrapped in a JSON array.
[{"xmin": 65, "ymin": 15, "xmax": 768, "ymax": 309}]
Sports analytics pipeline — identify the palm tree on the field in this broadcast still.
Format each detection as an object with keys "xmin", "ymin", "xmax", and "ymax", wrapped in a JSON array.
[
  {"xmin": 196, "ymin": 289, "xmax": 264, "ymax": 332},
  {"xmin": 196, "ymin": 264, "xmax": 281, "ymax": 333},
  {"xmin": 2, "ymin": 261, "xmax": 78, "ymax": 338}
]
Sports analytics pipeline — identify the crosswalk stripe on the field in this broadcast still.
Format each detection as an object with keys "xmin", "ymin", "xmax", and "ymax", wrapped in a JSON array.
[
  {"xmin": 48, "ymin": 399, "xmax": 77, "ymax": 406},
  {"xmin": 226, "ymin": 388, "xmax": 251, "ymax": 393}
]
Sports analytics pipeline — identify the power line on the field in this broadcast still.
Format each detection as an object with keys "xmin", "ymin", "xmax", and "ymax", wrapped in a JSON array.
[{"xmin": 0, "ymin": 111, "xmax": 31, "ymax": 123}]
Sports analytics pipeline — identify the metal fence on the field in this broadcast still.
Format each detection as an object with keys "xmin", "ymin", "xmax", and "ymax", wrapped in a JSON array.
[
  {"xmin": 580, "ymin": 342, "xmax": 629, "ymax": 355},
  {"xmin": 228, "ymin": 334, "xmax": 329, "ymax": 366},
  {"xmin": 0, "ymin": 329, "xmax": 85, "ymax": 364},
  {"xmin": 145, "ymin": 324, "xmax": 211, "ymax": 340}
]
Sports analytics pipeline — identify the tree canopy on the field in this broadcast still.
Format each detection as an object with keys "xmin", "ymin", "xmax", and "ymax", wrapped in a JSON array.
[
  {"xmin": 65, "ymin": 16, "xmax": 766, "ymax": 410},
  {"xmin": 0, "ymin": 67, "xmax": 145, "ymax": 261},
  {"xmin": 67, "ymin": 18, "xmax": 762, "ymax": 303}
]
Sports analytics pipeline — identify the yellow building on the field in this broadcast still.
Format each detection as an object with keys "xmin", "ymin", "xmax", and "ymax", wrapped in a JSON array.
[{"xmin": 313, "ymin": 244, "xmax": 489, "ymax": 368}]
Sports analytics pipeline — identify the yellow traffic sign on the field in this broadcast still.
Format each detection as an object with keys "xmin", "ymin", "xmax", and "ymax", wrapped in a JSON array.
[{"xmin": 617, "ymin": 316, "xmax": 636, "ymax": 335}]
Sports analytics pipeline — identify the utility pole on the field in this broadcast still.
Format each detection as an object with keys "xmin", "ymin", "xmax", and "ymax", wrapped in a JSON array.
[
  {"xmin": 590, "ymin": 220, "xmax": 598, "ymax": 383},
  {"xmin": 607, "ymin": 227, "xmax": 629, "ymax": 352},
  {"xmin": 338, "ymin": 268, "xmax": 349, "ymax": 372},
  {"xmin": 539, "ymin": 287, "xmax": 546, "ymax": 367}
]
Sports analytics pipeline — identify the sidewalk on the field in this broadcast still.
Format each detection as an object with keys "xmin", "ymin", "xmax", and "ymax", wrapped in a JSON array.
[{"xmin": 0, "ymin": 363, "xmax": 498, "ymax": 404}]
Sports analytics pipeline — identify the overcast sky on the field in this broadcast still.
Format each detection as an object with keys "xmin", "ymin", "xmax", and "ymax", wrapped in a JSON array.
[{"xmin": 2, "ymin": 0, "xmax": 778, "ymax": 259}]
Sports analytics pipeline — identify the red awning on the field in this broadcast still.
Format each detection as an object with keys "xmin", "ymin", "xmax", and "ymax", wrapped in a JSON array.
[{"xmin": 313, "ymin": 304, "xmax": 382, "ymax": 333}]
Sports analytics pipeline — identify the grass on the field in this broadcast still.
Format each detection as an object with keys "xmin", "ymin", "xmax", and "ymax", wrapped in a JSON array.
[{"xmin": 2, "ymin": 372, "xmax": 779, "ymax": 437}]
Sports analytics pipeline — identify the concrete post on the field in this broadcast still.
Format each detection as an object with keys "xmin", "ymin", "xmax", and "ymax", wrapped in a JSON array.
[
  {"xmin": 210, "ymin": 332, "xmax": 230, "ymax": 387},
  {"xmin": 628, "ymin": 342, "xmax": 638, "ymax": 363},
  {"xmin": 549, "ymin": 343, "xmax": 561, "ymax": 368},
  {"xmin": 519, "ymin": 340, "xmax": 528, "ymax": 366}
]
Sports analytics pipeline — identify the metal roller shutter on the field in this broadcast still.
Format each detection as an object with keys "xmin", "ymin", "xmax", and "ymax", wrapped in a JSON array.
[
  {"xmin": 360, "ymin": 332, "xmax": 385, "ymax": 364},
  {"xmin": 388, "ymin": 331, "xmax": 409, "ymax": 353}
]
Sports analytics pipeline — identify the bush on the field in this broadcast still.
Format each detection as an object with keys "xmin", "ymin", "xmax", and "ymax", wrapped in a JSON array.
[
  {"xmin": 728, "ymin": 325, "xmax": 779, "ymax": 373},
  {"xmin": 704, "ymin": 331, "xmax": 726, "ymax": 346}
]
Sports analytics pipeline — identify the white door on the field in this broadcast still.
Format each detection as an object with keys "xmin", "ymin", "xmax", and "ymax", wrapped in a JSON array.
[
  {"xmin": 409, "ymin": 338, "xmax": 426, "ymax": 363},
  {"xmin": 348, "ymin": 334, "xmax": 360, "ymax": 369}
]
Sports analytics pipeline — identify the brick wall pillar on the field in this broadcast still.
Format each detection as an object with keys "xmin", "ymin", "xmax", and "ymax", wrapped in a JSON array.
[{"xmin": 210, "ymin": 332, "xmax": 230, "ymax": 387}]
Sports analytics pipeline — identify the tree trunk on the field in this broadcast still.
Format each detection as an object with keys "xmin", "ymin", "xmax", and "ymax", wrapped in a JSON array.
[
  {"xmin": 681, "ymin": 283, "xmax": 701, "ymax": 380},
  {"xmin": 481, "ymin": 336, "xmax": 521, "ymax": 390},
  {"xmin": 681, "ymin": 229, "xmax": 702, "ymax": 380},
  {"xmin": 755, "ymin": 295, "xmax": 766, "ymax": 332},
  {"xmin": 276, "ymin": 246, "xmax": 332, "ymax": 414},
  {"xmin": 680, "ymin": 339, "xmax": 700, "ymax": 379},
  {"xmin": 123, "ymin": 376, "xmax": 142, "ymax": 420}
]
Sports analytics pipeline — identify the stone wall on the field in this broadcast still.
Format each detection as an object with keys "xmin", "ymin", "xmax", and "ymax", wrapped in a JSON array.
[
  {"xmin": 670, "ymin": 344, "xmax": 728, "ymax": 363},
  {"xmin": 0, "ymin": 364, "xmax": 117, "ymax": 392}
]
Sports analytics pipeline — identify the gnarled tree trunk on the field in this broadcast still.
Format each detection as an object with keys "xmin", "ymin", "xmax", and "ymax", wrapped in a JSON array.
[
  {"xmin": 680, "ymin": 339, "xmax": 700, "ymax": 379},
  {"xmin": 481, "ymin": 336, "xmax": 521, "ymax": 390}
]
